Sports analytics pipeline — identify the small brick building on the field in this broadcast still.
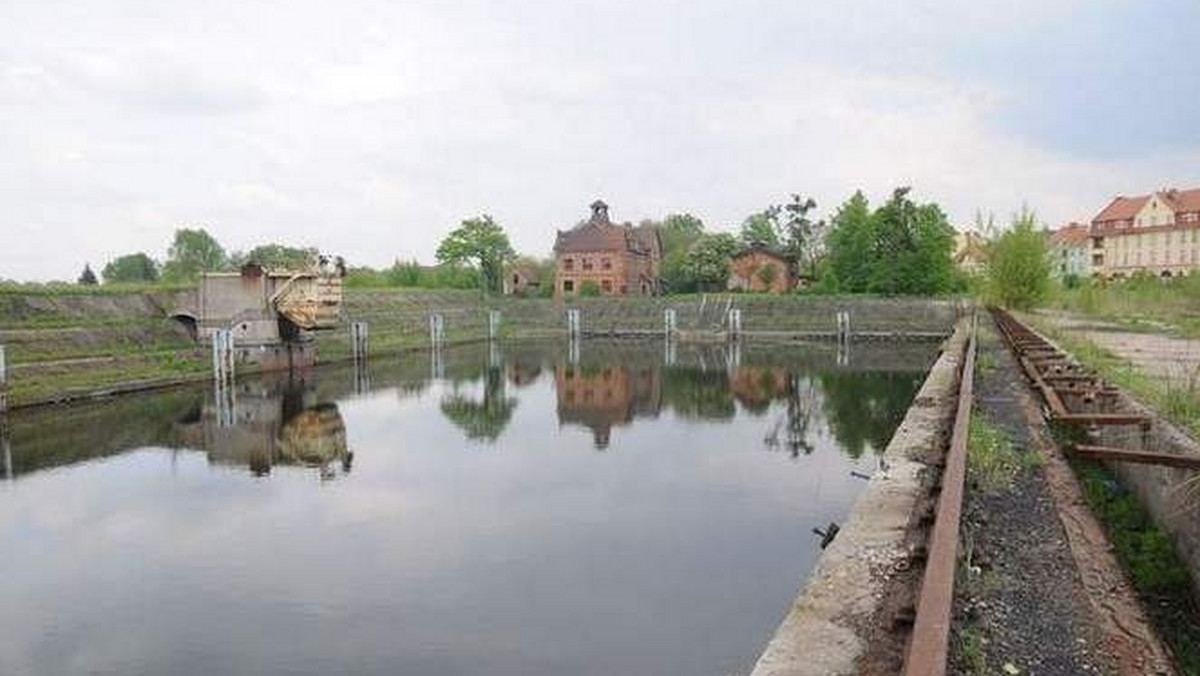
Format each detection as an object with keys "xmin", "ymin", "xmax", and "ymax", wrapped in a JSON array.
[
  {"xmin": 727, "ymin": 246, "xmax": 795, "ymax": 294},
  {"xmin": 554, "ymin": 200, "xmax": 662, "ymax": 296}
]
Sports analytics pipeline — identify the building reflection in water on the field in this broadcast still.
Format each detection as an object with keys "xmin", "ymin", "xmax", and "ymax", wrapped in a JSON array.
[
  {"xmin": 556, "ymin": 364, "xmax": 662, "ymax": 449},
  {"xmin": 176, "ymin": 377, "xmax": 352, "ymax": 479}
]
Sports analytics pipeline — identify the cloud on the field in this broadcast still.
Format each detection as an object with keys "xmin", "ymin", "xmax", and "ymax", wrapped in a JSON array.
[{"xmin": 1, "ymin": 0, "xmax": 1198, "ymax": 280}]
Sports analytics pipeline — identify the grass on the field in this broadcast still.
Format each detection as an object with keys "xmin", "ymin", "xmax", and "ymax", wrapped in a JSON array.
[
  {"xmin": 1075, "ymin": 461, "xmax": 1200, "ymax": 675},
  {"xmin": 1047, "ymin": 275, "xmax": 1200, "ymax": 339},
  {"xmin": 955, "ymin": 624, "xmax": 989, "ymax": 675},
  {"xmin": 967, "ymin": 412, "xmax": 1043, "ymax": 493}
]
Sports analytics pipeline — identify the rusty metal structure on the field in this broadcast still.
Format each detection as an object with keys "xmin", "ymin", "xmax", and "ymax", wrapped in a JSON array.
[
  {"xmin": 902, "ymin": 315, "xmax": 976, "ymax": 676},
  {"xmin": 992, "ymin": 308, "xmax": 1200, "ymax": 470},
  {"xmin": 172, "ymin": 256, "xmax": 344, "ymax": 372}
]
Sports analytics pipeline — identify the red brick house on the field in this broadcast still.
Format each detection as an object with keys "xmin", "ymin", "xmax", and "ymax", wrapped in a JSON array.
[
  {"xmin": 727, "ymin": 245, "xmax": 795, "ymax": 294},
  {"xmin": 554, "ymin": 200, "xmax": 662, "ymax": 296}
]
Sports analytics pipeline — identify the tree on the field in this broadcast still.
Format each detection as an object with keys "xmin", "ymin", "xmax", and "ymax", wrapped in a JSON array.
[
  {"xmin": 683, "ymin": 233, "xmax": 739, "ymax": 291},
  {"xmin": 77, "ymin": 264, "xmax": 98, "ymax": 286},
  {"xmin": 986, "ymin": 208, "xmax": 1051, "ymax": 309},
  {"xmin": 102, "ymin": 253, "xmax": 159, "ymax": 283},
  {"xmin": 238, "ymin": 244, "xmax": 317, "ymax": 270},
  {"xmin": 435, "ymin": 215, "xmax": 515, "ymax": 295},
  {"xmin": 740, "ymin": 209, "xmax": 780, "ymax": 248},
  {"xmin": 867, "ymin": 188, "xmax": 956, "ymax": 295},
  {"xmin": 821, "ymin": 188, "xmax": 955, "ymax": 295},
  {"xmin": 824, "ymin": 191, "xmax": 875, "ymax": 292},
  {"xmin": 162, "ymin": 228, "xmax": 228, "ymax": 282},
  {"xmin": 781, "ymin": 194, "xmax": 823, "ymax": 275},
  {"xmin": 656, "ymin": 213, "xmax": 706, "ymax": 293}
]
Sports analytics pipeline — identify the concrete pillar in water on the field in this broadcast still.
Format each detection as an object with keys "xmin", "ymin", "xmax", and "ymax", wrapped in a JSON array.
[
  {"xmin": 727, "ymin": 308, "xmax": 742, "ymax": 341},
  {"xmin": 0, "ymin": 344, "xmax": 7, "ymax": 413},
  {"xmin": 212, "ymin": 329, "xmax": 236, "ymax": 427},
  {"xmin": 429, "ymin": 314, "xmax": 445, "ymax": 346},
  {"xmin": 1, "ymin": 419, "xmax": 10, "ymax": 482},
  {"xmin": 488, "ymin": 310, "xmax": 501, "ymax": 341},
  {"xmin": 351, "ymin": 322, "xmax": 369, "ymax": 362},
  {"xmin": 566, "ymin": 308, "xmax": 581, "ymax": 339},
  {"xmin": 211, "ymin": 329, "xmax": 235, "ymax": 386},
  {"xmin": 836, "ymin": 310, "xmax": 852, "ymax": 343}
]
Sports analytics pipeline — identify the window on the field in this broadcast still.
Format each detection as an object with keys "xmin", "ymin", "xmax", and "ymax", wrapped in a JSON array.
[
  {"xmin": 564, "ymin": 258, "xmax": 575, "ymax": 271},
  {"xmin": 601, "ymin": 279, "xmax": 612, "ymax": 293},
  {"xmin": 602, "ymin": 258, "xmax": 612, "ymax": 270},
  {"xmin": 563, "ymin": 280, "xmax": 574, "ymax": 293},
  {"xmin": 582, "ymin": 258, "xmax": 594, "ymax": 271}
]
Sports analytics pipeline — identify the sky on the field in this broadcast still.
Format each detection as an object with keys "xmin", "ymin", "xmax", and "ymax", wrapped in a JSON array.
[{"xmin": 2, "ymin": 0, "xmax": 1198, "ymax": 281}]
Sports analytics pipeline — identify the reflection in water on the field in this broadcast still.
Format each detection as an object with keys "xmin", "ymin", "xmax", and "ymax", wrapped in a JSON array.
[
  {"xmin": 178, "ymin": 378, "xmax": 352, "ymax": 479},
  {"xmin": 440, "ymin": 366, "xmax": 518, "ymax": 442},
  {"xmin": 557, "ymin": 364, "xmax": 662, "ymax": 449},
  {"xmin": 0, "ymin": 339, "xmax": 937, "ymax": 676}
]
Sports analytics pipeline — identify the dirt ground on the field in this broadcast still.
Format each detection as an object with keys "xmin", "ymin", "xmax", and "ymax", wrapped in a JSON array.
[{"xmin": 949, "ymin": 318, "xmax": 1174, "ymax": 676}]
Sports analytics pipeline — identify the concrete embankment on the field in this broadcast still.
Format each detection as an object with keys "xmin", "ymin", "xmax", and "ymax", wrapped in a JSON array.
[
  {"xmin": 0, "ymin": 289, "xmax": 962, "ymax": 408},
  {"xmin": 749, "ymin": 319, "xmax": 970, "ymax": 676}
]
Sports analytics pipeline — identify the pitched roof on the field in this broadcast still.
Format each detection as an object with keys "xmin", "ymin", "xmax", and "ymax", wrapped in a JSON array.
[
  {"xmin": 733, "ymin": 243, "xmax": 793, "ymax": 262},
  {"xmin": 1050, "ymin": 223, "xmax": 1091, "ymax": 247},
  {"xmin": 554, "ymin": 201, "xmax": 658, "ymax": 255},
  {"xmin": 1093, "ymin": 195, "xmax": 1149, "ymax": 223},
  {"xmin": 1160, "ymin": 187, "xmax": 1200, "ymax": 213}
]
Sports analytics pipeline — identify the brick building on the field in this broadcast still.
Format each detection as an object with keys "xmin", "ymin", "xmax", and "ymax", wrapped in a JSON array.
[
  {"xmin": 554, "ymin": 200, "xmax": 662, "ymax": 296},
  {"xmin": 1089, "ymin": 187, "xmax": 1200, "ymax": 278},
  {"xmin": 727, "ymin": 245, "xmax": 795, "ymax": 294}
]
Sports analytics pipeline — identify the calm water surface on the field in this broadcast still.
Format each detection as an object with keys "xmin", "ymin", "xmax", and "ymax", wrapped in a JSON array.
[{"xmin": 0, "ymin": 340, "xmax": 935, "ymax": 676}]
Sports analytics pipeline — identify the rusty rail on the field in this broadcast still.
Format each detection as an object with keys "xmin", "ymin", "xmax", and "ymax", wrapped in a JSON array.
[
  {"xmin": 902, "ymin": 315, "xmax": 977, "ymax": 676},
  {"xmin": 993, "ymin": 309, "xmax": 1151, "ymax": 429}
]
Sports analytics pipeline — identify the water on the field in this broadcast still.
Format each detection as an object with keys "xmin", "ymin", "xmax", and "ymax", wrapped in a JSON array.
[{"xmin": 0, "ymin": 339, "xmax": 935, "ymax": 676}]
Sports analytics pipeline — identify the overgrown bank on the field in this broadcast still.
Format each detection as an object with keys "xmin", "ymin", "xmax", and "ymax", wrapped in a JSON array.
[{"xmin": 0, "ymin": 289, "xmax": 961, "ymax": 408}]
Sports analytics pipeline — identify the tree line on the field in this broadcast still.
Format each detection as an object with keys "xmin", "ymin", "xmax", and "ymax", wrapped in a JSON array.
[{"xmin": 75, "ymin": 188, "xmax": 1054, "ymax": 306}]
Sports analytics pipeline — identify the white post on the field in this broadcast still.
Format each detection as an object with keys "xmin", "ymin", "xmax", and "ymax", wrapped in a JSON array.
[
  {"xmin": 664, "ymin": 338, "xmax": 677, "ymax": 367},
  {"xmin": 726, "ymin": 340, "xmax": 742, "ymax": 373},
  {"xmin": 212, "ymin": 329, "xmax": 235, "ymax": 386},
  {"xmin": 351, "ymin": 322, "xmax": 369, "ymax": 362},
  {"xmin": 488, "ymin": 310, "xmax": 501, "ymax": 341},
  {"xmin": 429, "ymin": 314, "xmax": 445, "ymax": 346},
  {"xmin": 727, "ymin": 308, "xmax": 742, "ymax": 341},
  {"xmin": 0, "ymin": 344, "xmax": 7, "ymax": 413},
  {"xmin": 1, "ymin": 419, "xmax": 10, "ymax": 481},
  {"xmin": 430, "ymin": 343, "xmax": 445, "ymax": 380},
  {"xmin": 566, "ymin": 309, "xmax": 581, "ymax": 339},
  {"xmin": 835, "ymin": 310, "xmax": 849, "ymax": 342},
  {"xmin": 212, "ymin": 329, "xmax": 235, "ymax": 427},
  {"xmin": 664, "ymin": 308, "xmax": 677, "ymax": 338}
]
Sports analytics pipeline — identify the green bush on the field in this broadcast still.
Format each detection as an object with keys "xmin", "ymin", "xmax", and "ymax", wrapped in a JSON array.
[{"xmin": 578, "ymin": 280, "xmax": 601, "ymax": 297}]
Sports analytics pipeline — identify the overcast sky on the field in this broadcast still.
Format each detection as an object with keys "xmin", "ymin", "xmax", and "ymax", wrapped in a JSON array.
[{"xmin": 2, "ymin": 0, "xmax": 1198, "ymax": 281}]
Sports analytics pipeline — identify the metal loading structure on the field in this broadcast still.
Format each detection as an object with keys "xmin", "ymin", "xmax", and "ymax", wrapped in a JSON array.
[{"xmin": 992, "ymin": 308, "xmax": 1200, "ymax": 470}]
